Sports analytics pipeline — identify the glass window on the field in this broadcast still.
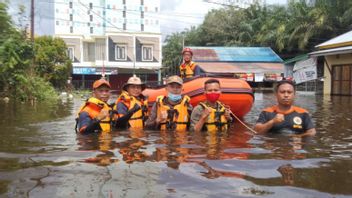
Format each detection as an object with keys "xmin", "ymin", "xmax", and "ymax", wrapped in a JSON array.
[
  {"xmin": 115, "ymin": 44, "xmax": 127, "ymax": 60},
  {"xmin": 142, "ymin": 46, "xmax": 153, "ymax": 61},
  {"xmin": 67, "ymin": 47, "xmax": 74, "ymax": 61}
]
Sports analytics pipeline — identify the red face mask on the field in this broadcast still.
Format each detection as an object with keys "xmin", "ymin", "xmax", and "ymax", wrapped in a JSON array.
[{"xmin": 205, "ymin": 93, "xmax": 221, "ymax": 103}]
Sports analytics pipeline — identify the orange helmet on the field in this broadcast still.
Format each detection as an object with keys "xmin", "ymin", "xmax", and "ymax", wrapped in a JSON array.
[{"xmin": 182, "ymin": 47, "xmax": 193, "ymax": 55}]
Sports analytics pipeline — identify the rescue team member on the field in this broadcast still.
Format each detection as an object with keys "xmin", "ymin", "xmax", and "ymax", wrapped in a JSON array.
[
  {"xmin": 179, "ymin": 47, "xmax": 200, "ymax": 79},
  {"xmin": 114, "ymin": 75, "xmax": 148, "ymax": 129},
  {"xmin": 76, "ymin": 78, "xmax": 113, "ymax": 134},
  {"xmin": 190, "ymin": 79, "xmax": 232, "ymax": 132},
  {"xmin": 145, "ymin": 75, "xmax": 193, "ymax": 131},
  {"xmin": 254, "ymin": 80, "xmax": 316, "ymax": 137}
]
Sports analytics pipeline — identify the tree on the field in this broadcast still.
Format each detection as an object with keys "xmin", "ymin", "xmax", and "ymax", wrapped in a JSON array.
[{"xmin": 34, "ymin": 36, "xmax": 72, "ymax": 89}]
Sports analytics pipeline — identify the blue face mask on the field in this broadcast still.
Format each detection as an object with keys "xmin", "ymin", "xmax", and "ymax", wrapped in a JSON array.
[{"xmin": 168, "ymin": 93, "xmax": 182, "ymax": 102}]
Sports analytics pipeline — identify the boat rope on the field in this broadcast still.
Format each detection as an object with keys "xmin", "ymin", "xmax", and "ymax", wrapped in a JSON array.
[{"xmin": 228, "ymin": 110, "xmax": 258, "ymax": 134}]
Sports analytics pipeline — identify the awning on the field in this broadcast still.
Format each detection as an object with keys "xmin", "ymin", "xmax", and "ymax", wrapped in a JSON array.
[
  {"xmin": 198, "ymin": 62, "xmax": 284, "ymax": 74},
  {"xmin": 309, "ymin": 46, "xmax": 352, "ymax": 57}
]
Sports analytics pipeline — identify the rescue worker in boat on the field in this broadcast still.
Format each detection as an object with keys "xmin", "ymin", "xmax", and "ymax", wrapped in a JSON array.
[
  {"xmin": 190, "ymin": 79, "xmax": 233, "ymax": 132},
  {"xmin": 145, "ymin": 75, "xmax": 193, "ymax": 131},
  {"xmin": 179, "ymin": 47, "xmax": 200, "ymax": 79},
  {"xmin": 114, "ymin": 75, "xmax": 149, "ymax": 130},
  {"xmin": 254, "ymin": 80, "xmax": 316, "ymax": 137},
  {"xmin": 76, "ymin": 78, "xmax": 113, "ymax": 134}
]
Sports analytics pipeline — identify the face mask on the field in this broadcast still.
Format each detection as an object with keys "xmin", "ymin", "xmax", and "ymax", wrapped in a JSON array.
[
  {"xmin": 206, "ymin": 93, "xmax": 221, "ymax": 103},
  {"xmin": 168, "ymin": 93, "xmax": 182, "ymax": 102}
]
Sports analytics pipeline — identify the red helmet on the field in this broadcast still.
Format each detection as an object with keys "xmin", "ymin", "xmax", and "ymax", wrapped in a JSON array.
[{"xmin": 182, "ymin": 47, "xmax": 193, "ymax": 55}]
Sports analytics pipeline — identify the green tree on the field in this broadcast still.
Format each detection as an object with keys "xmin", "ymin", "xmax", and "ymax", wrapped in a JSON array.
[{"xmin": 34, "ymin": 36, "xmax": 72, "ymax": 89}]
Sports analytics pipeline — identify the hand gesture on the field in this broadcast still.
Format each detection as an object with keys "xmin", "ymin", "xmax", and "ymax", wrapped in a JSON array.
[
  {"xmin": 273, "ymin": 113, "xmax": 285, "ymax": 124},
  {"xmin": 96, "ymin": 109, "xmax": 109, "ymax": 121},
  {"xmin": 200, "ymin": 107, "xmax": 211, "ymax": 120},
  {"xmin": 156, "ymin": 111, "xmax": 168, "ymax": 124}
]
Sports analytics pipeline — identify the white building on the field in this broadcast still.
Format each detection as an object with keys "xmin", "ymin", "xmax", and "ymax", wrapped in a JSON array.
[
  {"xmin": 211, "ymin": 0, "xmax": 265, "ymax": 8},
  {"xmin": 54, "ymin": 0, "xmax": 160, "ymax": 35},
  {"xmin": 54, "ymin": 0, "xmax": 162, "ymax": 90}
]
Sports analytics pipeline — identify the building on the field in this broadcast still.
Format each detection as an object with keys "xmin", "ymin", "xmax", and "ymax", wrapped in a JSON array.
[
  {"xmin": 211, "ymin": 0, "xmax": 265, "ymax": 8},
  {"xmin": 309, "ymin": 30, "xmax": 352, "ymax": 96},
  {"xmin": 54, "ymin": 0, "xmax": 161, "ymax": 90},
  {"xmin": 189, "ymin": 47, "xmax": 284, "ymax": 87}
]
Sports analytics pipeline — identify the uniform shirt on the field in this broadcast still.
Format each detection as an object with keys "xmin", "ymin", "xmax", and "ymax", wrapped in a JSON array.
[{"xmin": 256, "ymin": 105, "xmax": 314, "ymax": 134}]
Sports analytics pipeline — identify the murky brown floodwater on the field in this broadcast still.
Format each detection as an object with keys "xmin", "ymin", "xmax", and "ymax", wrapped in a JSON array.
[{"xmin": 0, "ymin": 92, "xmax": 352, "ymax": 198}]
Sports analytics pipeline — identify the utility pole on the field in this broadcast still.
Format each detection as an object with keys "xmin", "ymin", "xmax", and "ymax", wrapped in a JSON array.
[{"xmin": 31, "ymin": 0, "xmax": 35, "ymax": 41}]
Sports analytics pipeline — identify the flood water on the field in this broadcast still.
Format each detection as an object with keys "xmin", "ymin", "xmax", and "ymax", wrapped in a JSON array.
[{"xmin": 0, "ymin": 92, "xmax": 352, "ymax": 198}]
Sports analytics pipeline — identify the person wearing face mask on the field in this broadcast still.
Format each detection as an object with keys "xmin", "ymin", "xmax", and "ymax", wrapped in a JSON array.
[
  {"xmin": 114, "ymin": 75, "xmax": 148, "ymax": 130},
  {"xmin": 145, "ymin": 75, "xmax": 193, "ymax": 131},
  {"xmin": 191, "ymin": 79, "xmax": 232, "ymax": 132},
  {"xmin": 76, "ymin": 78, "xmax": 113, "ymax": 134}
]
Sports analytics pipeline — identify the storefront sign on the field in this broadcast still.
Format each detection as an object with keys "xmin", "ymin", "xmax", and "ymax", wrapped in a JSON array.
[{"xmin": 73, "ymin": 68, "xmax": 96, "ymax": 74}]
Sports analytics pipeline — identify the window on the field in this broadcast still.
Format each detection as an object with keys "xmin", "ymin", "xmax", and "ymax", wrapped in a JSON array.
[
  {"xmin": 90, "ymin": 15, "xmax": 93, "ymax": 21},
  {"xmin": 123, "ymin": 0, "xmax": 126, "ymax": 4},
  {"xmin": 70, "ymin": 26, "xmax": 73, "ymax": 33},
  {"xmin": 87, "ymin": 22, "xmax": 90, "ymax": 26},
  {"xmin": 142, "ymin": 46, "xmax": 153, "ymax": 61},
  {"xmin": 123, "ymin": 23, "xmax": 126, "ymax": 30},
  {"xmin": 141, "ymin": 24, "xmax": 144, "ymax": 31},
  {"xmin": 56, "ymin": 20, "xmax": 59, "ymax": 25},
  {"xmin": 115, "ymin": 45, "xmax": 127, "ymax": 60},
  {"xmin": 67, "ymin": 47, "xmax": 74, "ymax": 61},
  {"xmin": 155, "ymin": 7, "xmax": 158, "ymax": 12},
  {"xmin": 141, "ymin": 11, "xmax": 144, "ymax": 18},
  {"xmin": 123, "ymin": 11, "xmax": 126, "ymax": 17},
  {"xmin": 69, "ymin": 2, "xmax": 73, "ymax": 8},
  {"xmin": 141, "ymin": 0, "xmax": 144, "ymax": 5},
  {"xmin": 70, "ymin": 14, "xmax": 73, "ymax": 21},
  {"xmin": 90, "ymin": 27, "xmax": 93, "ymax": 34},
  {"xmin": 89, "ymin": 2, "xmax": 93, "ymax": 9}
]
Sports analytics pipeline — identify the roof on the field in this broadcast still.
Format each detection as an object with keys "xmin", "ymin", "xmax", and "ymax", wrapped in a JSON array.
[
  {"xmin": 189, "ymin": 47, "xmax": 283, "ymax": 63},
  {"xmin": 309, "ymin": 45, "xmax": 352, "ymax": 57},
  {"xmin": 316, "ymin": 30, "xmax": 352, "ymax": 49},
  {"xmin": 198, "ymin": 62, "xmax": 284, "ymax": 74},
  {"xmin": 284, "ymin": 54, "xmax": 309, "ymax": 65}
]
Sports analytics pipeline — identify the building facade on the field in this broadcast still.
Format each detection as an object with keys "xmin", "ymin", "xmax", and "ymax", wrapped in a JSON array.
[
  {"xmin": 310, "ymin": 31, "xmax": 352, "ymax": 96},
  {"xmin": 213, "ymin": 0, "xmax": 265, "ymax": 8},
  {"xmin": 54, "ymin": 0, "xmax": 161, "ymax": 90}
]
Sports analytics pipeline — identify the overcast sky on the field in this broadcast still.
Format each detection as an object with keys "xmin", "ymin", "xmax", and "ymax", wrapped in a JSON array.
[{"xmin": 5, "ymin": 0, "xmax": 285, "ymax": 37}]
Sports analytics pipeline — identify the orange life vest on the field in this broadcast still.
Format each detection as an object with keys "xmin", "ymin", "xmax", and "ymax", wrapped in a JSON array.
[
  {"xmin": 76, "ymin": 97, "xmax": 112, "ymax": 133},
  {"xmin": 114, "ymin": 91, "xmax": 148, "ymax": 129},
  {"xmin": 156, "ymin": 95, "xmax": 190, "ymax": 131},
  {"xmin": 179, "ymin": 61, "xmax": 196, "ymax": 78}
]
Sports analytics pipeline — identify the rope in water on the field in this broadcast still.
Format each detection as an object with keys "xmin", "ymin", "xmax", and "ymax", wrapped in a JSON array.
[{"xmin": 229, "ymin": 111, "xmax": 258, "ymax": 134}]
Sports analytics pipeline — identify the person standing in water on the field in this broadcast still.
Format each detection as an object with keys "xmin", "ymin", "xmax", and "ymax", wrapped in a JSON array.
[
  {"xmin": 254, "ymin": 80, "xmax": 316, "ymax": 137},
  {"xmin": 191, "ymin": 79, "xmax": 232, "ymax": 132}
]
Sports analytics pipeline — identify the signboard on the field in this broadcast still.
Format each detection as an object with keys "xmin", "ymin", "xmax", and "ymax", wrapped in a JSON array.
[
  {"xmin": 255, "ymin": 73, "xmax": 264, "ymax": 82},
  {"xmin": 293, "ymin": 66, "xmax": 317, "ymax": 84},
  {"xmin": 293, "ymin": 58, "xmax": 317, "ymax": 84},
  {"xmin": 73, "ymin": 68, "xmax": 96, "ymax": 75},
  {"xmin": 234, "ymin": 73, "xmax": 254, "ymax": 81}
]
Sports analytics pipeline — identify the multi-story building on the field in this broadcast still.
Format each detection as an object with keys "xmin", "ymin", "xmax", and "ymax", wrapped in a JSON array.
[
  {"xmin": 54, "ymin": 0, "xmax": 161, "ymax": 90},
  {"xmin": 211, "ymin": 0, "xmax": 265, "ymax": 8}
]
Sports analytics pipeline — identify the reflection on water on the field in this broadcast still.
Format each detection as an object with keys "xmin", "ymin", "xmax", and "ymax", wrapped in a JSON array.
[{"xmin": 0, "ymin": 93, "xmax": 352, "ymax": 197}]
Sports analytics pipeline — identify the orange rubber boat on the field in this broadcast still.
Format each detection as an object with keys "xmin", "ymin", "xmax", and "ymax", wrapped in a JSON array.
[{"xmin": 143, "ymin": 76, "xmax": 254, "ymax": 118}]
